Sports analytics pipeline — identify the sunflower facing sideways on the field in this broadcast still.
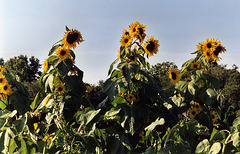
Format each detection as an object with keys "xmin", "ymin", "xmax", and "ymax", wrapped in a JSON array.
[
  {"xmin": 62, "ymin": 29, "xmax": 83, "ymax": 49},
  {"xmin": 210, "ymin": 110, "xmax": 218, "ymax": 123},
  {"xmin": 56, "ymin": 47, "xmax": 71, "ymax": 60},
  {"xmin": 0, "ymin": 75, "xmax": 8, "ymax": 85},
  {"xmin": 211, "ymin": 44, "xmax": 226, "ymax": 62},
  {"xmin": 143, "ymin": 36, "xmax": 160, "ymax": 57},
  {"xmin": 43, "ymin": 59, "xmax": 49, "ymax": 73},
  {"xmin": 0, "ymin": 66, "xmax": 3, "ymax": 74},
  {"xmin": 168, "ymin": 67, "xmax": 181, "ymax": 85}
]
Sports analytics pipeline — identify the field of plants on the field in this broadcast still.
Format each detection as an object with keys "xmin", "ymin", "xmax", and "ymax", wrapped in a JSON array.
[{"xmin": 0, "ymin": 22, "xmax": 239, "ymax": 154}]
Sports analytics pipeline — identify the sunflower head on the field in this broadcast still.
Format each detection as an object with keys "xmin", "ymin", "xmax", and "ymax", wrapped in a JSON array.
[
  {"xmin": 34, "ymin": 122, "xmax": 39, "ymax": 130},
  {"xmin": 211, "ymin": 45, "xmax": 226, "ymax": 62},
  {"xmin": 56, "ymin": 47, "xmax": 71, "ymax": 60},
  {"xmin": 43, "ymin": 59, "xmax": 49, "ymax": 73},
  {"xmin": 120, "ymin": 35, "xmax": 132, "ymax": 48},
  {"xmin": 126, "ymin": 94, "xmax": 136, "ymax": 103},
  {"xmin": 0, "ymin": 66, "xmax": 4, "ymax": 74},
  {"xmin": 62, "ymin": 29, "xmax": 83, "ymax": 49},
  {"xmin": 189, "ymin": 107, "xmax": 200, "ymax": 119},
  {"xmin": 194, "ymin": 102, "xmax": 202, "ymax": 111},
  {"xmin": 129, "ymin": 22, "xmax": 140, "ymax": 37},
  {"xmin": 136, "ymin": 24, "xmax": 147, "ymax": 44},
  {"xmin": 119, "ymin": 92, "xmax": 124, "ymax": 97},
  {"xmin": 203, "ymin": 50, "xmax": 212, "ymax": 61},
  {"xmin": 1, "ymin": 82, "xmax": 12, "ymax": 96},
  {"xmin": 168, "ymin": 68, "xmax": 181, "ymax": 85},
  {"xmin": 55, "ymin": 83, "xmax": 66, "ymax": 95},
  {"xmin": 0, "ymin": 75, "xmax": 8, "ymax": 85},
  {"xmin": 122, "ymin": 29, "xmax": 130, "ymax": 36},
  {"xmin": 196, "ymin": 42, "xmax": 203, "ymax": 51},
  {"xmin": 43, "ymin": 134, "xmax": 52, "ymax": 142},
  {"xmin": 191, "ymin": 62, "xmax": 200, "ymax": 70},
  {"xmin": 143, "ymin": 36, "xmax": 160, "ymax": 57}
]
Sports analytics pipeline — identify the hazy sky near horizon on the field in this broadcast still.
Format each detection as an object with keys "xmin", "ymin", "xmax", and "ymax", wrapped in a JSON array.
[{"xmin": 1, "ymin": 0, "xmax": 240, "ymax": 84}]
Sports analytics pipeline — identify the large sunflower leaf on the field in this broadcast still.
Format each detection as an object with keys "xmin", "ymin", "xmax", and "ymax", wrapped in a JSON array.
[
  {"xmin": 108, "ymin": 58, "xmax": 119, "ymax": 76},
  {"xmin": 122, "ymin": 61, "xmax": 140, "ymax": 83},
  {"xmin": 48, "ymin": 44, "xmax": 61, "ymax": 56}
]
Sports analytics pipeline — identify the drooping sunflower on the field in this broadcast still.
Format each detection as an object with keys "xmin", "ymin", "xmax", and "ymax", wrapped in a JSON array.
[
  {"xmin": 56, "ymin": 47, "xmax": 71, "ymax": 60},
  {"xmin": 43, "ymin": 59, "xmax": 49, "ymax": 73},
  {"xmin": 168, "ymin": 68, "xmax": 181, "ymax": 85},
  {"xmin": 136, "ymin": 24, "xmax": 147, "ymax": 44},
  {"xmin": 126, "ymin": 94, "xmax": 136, "ymax": 102},
  {"xmin": 211, "ymin": 45, "xmax": 226, "ymax": 62},
  {"xmin": 191, "ymin": 61, "xmax": 200, "ymax": 70},
  {"xmin": 62, "ymin": 30, "xmax": 83, "ymax": 49},
  {"xmin": 55, "ymin": 83, "xmax": 66, "ymax": 95},
  {"xmin": 143, "ymin": 36, "xmax": 160, "ymax": 57},
  {"xmin": 0, "ymin": 75, "xmax": 8, "ymax": 85},
  {"xmin": 210, "ymin": 110, "xmax": 218, "ymax": 123},
  {"xmin": 1, "ymin": 82, "xmax": 12, "ymax": 96},
  {"xmin": 120, "ymin": 35, "xmax": 132, "ymax": 48},
  {"xmin": 189, "ymin": 107, "xmax": 200, "ymax": 119},
  {"xmin": 0, "ymin": 66, "xmax": 4, "ymax": 74}
]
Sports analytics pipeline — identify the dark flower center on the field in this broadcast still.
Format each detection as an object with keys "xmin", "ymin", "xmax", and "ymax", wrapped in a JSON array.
[
  {"xmin": 193, "ymin": 64, "xmax": 198, "ymax": 68},
  {"xmin": 133, "ymin": 28, "xmax": 136, "ymax": 32},
  {"xmin": 196, "ymin": 104, "xmax": 199, "ymax": 108},
  {"xmin": 192, "ymin": 111, "xmax": 196, "ymax": 115},
  {"xmin": 130, "ymin": 55, "xmax": 135, "ymax": 61},
  {"xmin": 125, "ymin": 32, "xmax": 129, "ymax": 35},
  {"xmin": 207, "ymin": 51, "xmax": 210, "ymax": 56},
  {"xmin": 146, "ymin": 41, "xmax": 155, "ymax": 52},
  {"xmin": 207, "ymin": 43, "xmax": 212, "ymax": 48},
  {"xmin": 214, "ymin": 46, "xmax": 222, "ymax": 56},
  {"xmin": 0, "ymin": 78, "xmax": 3, "ymax": 83},
  {"xmin": 60, "ymin": 50, "xmax": 66, "ymax": 56},
  {"xmin": 67, "ymin": 32, "xmax": 79, "ymax": 44},
  {"xmin": 58, "ymin": 87, "xmax": 63, "ymax": 92},
  {"xmin": 124, "ymin": 38, "xmax": 129, "ymax": 43},
  {"xmin": 171, "ymin": 72, "xmax": 177, "ymax": 80},
  {"xmin": 3, "ymin": 85, "xmax": 8, "ymax": 91}
]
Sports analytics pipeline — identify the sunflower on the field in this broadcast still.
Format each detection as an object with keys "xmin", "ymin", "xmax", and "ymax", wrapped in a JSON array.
[
  {"xmin": 203, "ymin": 49, "xmax": 212, "ymax": 61},
  {"xmin": 168, "ymin": 68, "xmax": 181, "ymax": 85},
  {"xmin": 126, "ymin": 59, "xmax": 131, "ymax": 63},
  {"xmin": 0, "ymin": 75, "xmax": 8, "ymax": 85},
  {"xmin": 33, "ymin": 122, "xmax": 39, "ymax": 130},
  {"xmin": 43, "ymin": 59, "xmax": 49, "ymax": 73},
  {"xmin": 119, "ymin": 92, "xmax": 124, "ymax": 97},
  {"xmin": 211, "ymin": 45, "xmax": 226, "ymax": 62},
  {"xmin": 210, "ymin": 110, "xmax": 218, "ymax": 123},
  {"xmin": 185, "ymin": 77, "xmax": 192, "ymax": 82},
  {"xmin": 55, "ymin": 83, "xmax": 66, "ymax": 95},
  {"xmin": 0, "ymin": 66, "xmax": 4, "ymax": 74},
  {"xmin": 129, "ymin": 22, "xmax": 140, "ymax": 37},
  {"xmin": 120, "ymin": 35, "xmax": 132, "ymax": 48},
  {"xmin": 0, "ymin": 94, "xmax": 7, "ymax": 100},
  {"xmin": 122, "ymin": 29, "xmax": 130, "ymax": 36},
  {"xmin": 196, "ymin": 42, "xmax": 203, "ymax": 51},
  {"xmin": 139, "ymin": 133, "xmax": 145, "ymax": 141},
  {"xmin": 136, "ymin": 24, "xmax": 147, "ymax": 44},
  {"xmin": 191, "ymin": 62, "xmax": 200, "ymax": 70},
  {"xmin": 62, "ymin": 30, "xmax": 83, "ymax": 49},
  {"xmin": 43, "ymin": 134, "xmax": 52, "ymax": 142},
  {"xmin": 177, "ymin": 93, "xmax": 182, "ymax": 98},
  {"xmin": 56, "ymin": 47, "xmax": 71, "ymax": 60},
  {"xmin": 194, "ymin": 102, "xmax": 202, "ymax": 111},
  {"xmin": 1, "ymin": 82, "xmax": 12, "ymax": 96},
  {"xmin": 126, "ymin": 94, "xmax": 136, "ymax": 102},
  {"xmin": 143, "ymin": 36, "xmax": 160, "ymax": 57},
  {"xmin": 202, "ymin": 38, "xmax": 217, "ymax": 53},
  {"xmin": 189, "ymin": 107, "xmax": 200, "ymax": 119},
  {"xmin": 200, "ymin": 80, "xmax": 205, "ymax": 88}
]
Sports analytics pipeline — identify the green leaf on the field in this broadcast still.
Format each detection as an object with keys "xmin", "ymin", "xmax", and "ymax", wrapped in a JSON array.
[
  {"xmin": 176, "ymin": 81, "xmax": 188, "ymax": 93},
  {"xmin": 209, "ymin": 142, "xmax": 221, "ymax": 154},
  {"xmin": 232, "ymin": 117, "xmax": 240, "ymax": 128},
  {"xmin": 103, "ymin": 78, "xmax": 117, "ymax": 101},
  {"xmin": 195, "ymin": 139, "xmax": 210, "ymax": 154},
  {"xmin": 104, "ymin": 108, "xmax": 121, "ymax": 119},
  {"xmin": 0, "ymin": 110, "xmax": 17, "ymax": 130},
  {"xmin": 13, "ymin": 114, "xmax": 27, "ymax": 134},
  {"xmin": 9, "ymin": 138, "xmax": 18, "ymax": 154},
  {"xmin": 56, "ymin": 59, "xmax": 73, "ymax": 76},
  {"xmin": 108, "ymin": 58, "xmax": 119, "ymax": 76},
  {"xmin": 112, "ymin": 96, "xmax": 126, "ymax": 107},
  {"xmin": 232, "ymin": 132, "xmax": 240, "ymax": 149},
  {"xmin": 9, "ymin": 92, "xmax": 31, "ymax": 114},
  {"xmin": 122, "ymin": 61, "xmax": 140, "ymax": 82},
  {"xmin": 76, "ymin": 109, "xmax": 101, "ymax": 126},
  {"xmin": 30, "ymin": 92, "xmax": 40, "ymax": 110},
  {"xmin": 145, "ymin": 117, "xmax": 165, "ymax": 132}
]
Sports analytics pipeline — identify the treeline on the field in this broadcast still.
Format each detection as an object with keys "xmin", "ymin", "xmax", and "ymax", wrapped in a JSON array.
[{"xmin": 0, "ymin": 56, "xmax": 239, "ymax": 119}]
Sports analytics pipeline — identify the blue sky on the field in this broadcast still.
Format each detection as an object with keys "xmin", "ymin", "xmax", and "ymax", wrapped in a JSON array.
[{"xmin": 1, "ymin": 0, "xmax": 240, "ymax": 84}]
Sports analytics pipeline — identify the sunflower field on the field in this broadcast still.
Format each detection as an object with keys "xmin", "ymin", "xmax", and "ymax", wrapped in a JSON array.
[{"xmin": 0, "ymin": 22, "xmax": 239, "ymax": 154}]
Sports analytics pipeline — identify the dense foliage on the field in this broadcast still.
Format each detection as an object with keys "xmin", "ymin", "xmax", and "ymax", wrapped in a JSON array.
[{"xmin": 0, "ymin": 23, "xmax": 239, "ymax": 154}]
